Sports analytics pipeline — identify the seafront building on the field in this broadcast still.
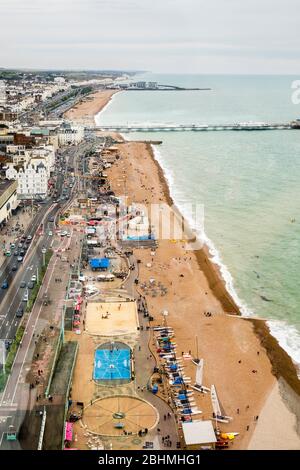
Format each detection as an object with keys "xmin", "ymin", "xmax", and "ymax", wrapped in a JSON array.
[
  {"xmin": 6, "ymin": 158, "xmax": 48, "ymax": 200},
  {"xmin": 0, "ymin": 179, "xmax": 19, "ymax": 227},
  {"xmin": 58, "ymin": 123, "xmax": 84, "ymax": 145}
]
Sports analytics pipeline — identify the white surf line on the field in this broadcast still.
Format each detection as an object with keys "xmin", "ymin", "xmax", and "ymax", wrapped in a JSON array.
[{"xmin": 10, "ymin": 255, "xmax": 58, "ymax": 405}]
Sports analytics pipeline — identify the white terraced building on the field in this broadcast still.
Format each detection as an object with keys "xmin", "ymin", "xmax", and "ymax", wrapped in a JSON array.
[
  {"xmin": 58, "ymin": 125, "xmax": 84, "ymax": 146},
  {"xmin": 6, "ymin": 159, "xmax": 48, "ymax": 200}
]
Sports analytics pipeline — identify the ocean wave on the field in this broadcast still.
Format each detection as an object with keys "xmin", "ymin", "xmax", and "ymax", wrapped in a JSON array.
[
  {"xmin": 151, "ymin": 144, "xmax": 300, "ymax": 368},
  {"xmin": 94, "ymin": 92, "xmax": 120, "ymax": 125},
  {"xmin": 151, "ymin": 145, "xmax": 250, "ymax": 312},
  {"xmin": 268, "ymin": 320, "xmax": 300, "ymax": 374}
]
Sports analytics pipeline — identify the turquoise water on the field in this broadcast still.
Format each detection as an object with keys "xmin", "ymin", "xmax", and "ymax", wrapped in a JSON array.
[{"xmin": 96, "ymin": 74, "xmax": 300, "ymax": 364}]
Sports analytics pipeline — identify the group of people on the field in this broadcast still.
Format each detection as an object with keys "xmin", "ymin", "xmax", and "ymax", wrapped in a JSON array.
[
  {"xmin": 203, "ymin": 311, "xmax": 213, "ymax": 317},
  {"xmin": 162, "ymin": 435, "xmax": 172, "ymax": 447}
]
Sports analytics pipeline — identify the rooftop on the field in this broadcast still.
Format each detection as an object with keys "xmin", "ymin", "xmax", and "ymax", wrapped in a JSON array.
[
  {"xmin": 182, "ymin": 420, "xmax": 217, "ymax": 445},
  {"xmin": 0, "ymin": 178, "xmax": 15, "ymax": 196}
]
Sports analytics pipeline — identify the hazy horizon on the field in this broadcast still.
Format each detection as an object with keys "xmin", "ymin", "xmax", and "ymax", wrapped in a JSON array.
[{"xmin": 1, "ymin": 0, "xmax": 300, "ymax": 74}]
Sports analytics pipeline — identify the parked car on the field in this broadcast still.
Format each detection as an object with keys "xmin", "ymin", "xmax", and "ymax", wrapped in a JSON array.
[
  {"xmin": 27, "ymin": 235, "xmax": 32, "ymax": 241},
  {"xmin": 2, "ymin": 280, "xmax": 8, "ymax": 289},
  {"xmin": 5, "ymin": 250, "xmax": 11, "ymax": 257},
  {"xmin": 48, "ymin": 231, "xmax": 53, "ymax": 236}
]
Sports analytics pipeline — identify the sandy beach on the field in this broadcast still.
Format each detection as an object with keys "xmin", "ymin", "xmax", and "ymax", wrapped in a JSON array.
[
  {"xmin": 64, "ymin": 89, "xmax": 117, "ymax": 125},
  {"xmin": 68, "ymin": 90, "xmax": 300, "ymax": 449}
]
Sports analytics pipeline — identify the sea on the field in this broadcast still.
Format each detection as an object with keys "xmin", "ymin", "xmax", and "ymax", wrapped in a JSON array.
[{"xmin": 96, "ymin": 73, "xmax": 300, "ymax": 366}]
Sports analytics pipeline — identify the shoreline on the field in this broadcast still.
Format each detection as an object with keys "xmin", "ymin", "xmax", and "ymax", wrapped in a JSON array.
[
  {"xmin": 63, "ymin": 89, "xmax": 118, "ymax": 124},
  {"xmin": 67, "ymin": 91, "xmax": 300, "ymax": 448},
  {"xmin": 147, "ymin": 143, "xmax": 240, "ymax": 315},
  {"xmin": 148, "ymin": 141, "xmax": 300, "ymax": 395}
]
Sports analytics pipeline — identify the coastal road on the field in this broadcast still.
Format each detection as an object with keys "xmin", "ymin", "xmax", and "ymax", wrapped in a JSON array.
[
  {"xmin": 0, "ymin": 204, "xmax": 59, "ymax": 342},
  {"xmin": 0, "ymin": 141, "xmax": 90, "ymax": 447},
  {"xmin": 0, "ymin": 142, "xmax": 83, "ymax": 342},
  {"xmin": 0, "ymin": 142, "xmax": 90, "ymax": 343}
]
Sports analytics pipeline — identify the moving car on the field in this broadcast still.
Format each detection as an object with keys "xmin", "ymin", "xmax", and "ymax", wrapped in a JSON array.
[
  {"xmin": 48, "ymin": 231, "xmax": 53, "ymax": 236},
  {"xmin": 20, "ymin": 281, "xmax": 26, "ymax": 288},
  {"xmin": 4, "ymin": 340, "xmax": 12, "ymax": 350},
  {"xmin": 31, "ymin": 274, "xmax": 37, "ymax": 282},
  {"xmin": 27, "ymin": 281, "xmax": 34, "ymax": 289},
  {"xmin": 16, "ymin": 306, "xmax": 24, "ymax": 318},
  {"xmin": 17, "ymin": 256, "xmax": 23, "ymax": 262},
  {"xmin": 27, "ymin": 235, "xmax": 32, "ymax": 241},
  {"xmin": 2, "ymin": 280, "xmax": 8, "ymax": 289},
  {"xmin": 12, "ymin": 264, "xmax": 18, "ymax": 271},
  {"xmin": 22, "ymin": 292, "xmax": 29, "ymax": 302}
]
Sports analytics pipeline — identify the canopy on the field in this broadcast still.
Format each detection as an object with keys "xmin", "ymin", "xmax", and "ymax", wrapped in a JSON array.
[
  {"xmin": 89, "ymin": 258, "xmax": 110, "ymax": 269},
  {"xmin": 65, "ymin": 422, "xmax": 73, "ymax": 441}
]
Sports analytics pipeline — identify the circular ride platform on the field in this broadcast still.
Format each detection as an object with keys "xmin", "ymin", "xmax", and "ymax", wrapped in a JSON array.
[{"xmin": 82, "ymin": 395, "xmax": 159, "ymax": 436}]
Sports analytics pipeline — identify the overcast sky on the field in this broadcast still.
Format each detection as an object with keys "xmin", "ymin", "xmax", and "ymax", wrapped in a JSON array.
[{"xmin": 1, "ymin": 0, "xmax": 300, "ymax": 73}]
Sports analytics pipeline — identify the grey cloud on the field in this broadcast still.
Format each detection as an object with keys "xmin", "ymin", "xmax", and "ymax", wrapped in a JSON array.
[{"xmin": 1, "ymin": 0, "xmax": 300, "ymax": 73}]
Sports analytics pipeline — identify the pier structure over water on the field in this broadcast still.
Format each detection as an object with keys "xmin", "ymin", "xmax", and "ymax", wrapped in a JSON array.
[{"xmin": 87, "ymin": 121, "xmax": 300, "ymax": 133}]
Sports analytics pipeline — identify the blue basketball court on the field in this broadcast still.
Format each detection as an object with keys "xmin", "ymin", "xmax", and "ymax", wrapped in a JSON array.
[{"xmin": 93, "ymin": 348, "xmax": 131, "ymax": 381}]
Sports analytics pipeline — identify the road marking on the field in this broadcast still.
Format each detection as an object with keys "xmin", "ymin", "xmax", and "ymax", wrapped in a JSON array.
[{"xmin": 10, "ymin": 255, "xmax": 58, "ymax": 404}]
